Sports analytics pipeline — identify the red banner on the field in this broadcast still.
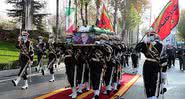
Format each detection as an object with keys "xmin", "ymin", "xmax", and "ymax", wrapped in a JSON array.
[
  {"xmin": 151, "ymin": 0, "xmax": 179, "ymax": 40},
  {"xmin": 98, "ymin": 4, "xmax": 114, "ymax": 32}
]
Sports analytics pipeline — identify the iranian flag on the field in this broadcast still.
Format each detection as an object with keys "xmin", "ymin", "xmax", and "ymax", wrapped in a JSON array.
[
  {"xmin": 151, "ymin": 0, "xmax": 179, "ymax": 40},
  {"xmin": 65, "ymin": 0, "xmax": 76, "ymax": 34},
  {"xmin": 98, "ymin": 3, "xmax": 114, "ymax": 32}
]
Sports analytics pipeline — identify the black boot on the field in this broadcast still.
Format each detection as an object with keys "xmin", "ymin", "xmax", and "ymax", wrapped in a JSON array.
[
  {"xmin": 41, "ymin": 69, "xmax": 45, "ymax": 76},
  {"xmin": 160, "ymin": 88, "xmax": 167, "ymax": 94},
  {"xmin": 94, "ymin": 95, "xmax": 99, "ymax": 99},
  {"xmin": 35, "ymin": 67, "xmax": 38, "ymax": 72},
  {"xmin": 117, "ymin": 84, "xmax": 121, "ymax": 90},
  {"xmin": 103, "ymin": 90, "xmax": 111, "ymax": 95}
]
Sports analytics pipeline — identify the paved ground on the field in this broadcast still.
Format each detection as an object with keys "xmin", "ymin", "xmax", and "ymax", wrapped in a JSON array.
[
  {"xmin": 0, "ymin": 55, "xmax": 185, "ymax": 99},
  {"xmin": 0, "ymin": 63, "xmax": 69, "ymax": 99}
]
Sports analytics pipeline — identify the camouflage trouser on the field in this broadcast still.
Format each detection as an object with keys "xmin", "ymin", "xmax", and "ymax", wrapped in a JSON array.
[
  {"xmin": 18, "ymin": 54, "xmax": 29, "ymax": 80},
  {"xmin": 48, "ymin": 53, "xmax": 56, "ymax": 74},
  {"xmin": 89, "ymin": 61, "xmax": 104, "ymax": 90}
]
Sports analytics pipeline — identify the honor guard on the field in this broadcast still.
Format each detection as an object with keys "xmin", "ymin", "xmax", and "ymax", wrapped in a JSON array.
[
  {"xmin": 76, "ymin": 46, "xmax": 91, "ymax": 94},
  {"xmin": 177, "ymin": 47, "xmax": 184, "ymax": 70},
  {"xmin": 135, "ymin": 31, "xmax": 168, "ymax": 99},
  {"xmin": 171, "ymin": 46, "xmax": 176, "ymax": 67},
  {"xmin": 120, "ymin": 43, "xmax": 127, "ymax": 68},
  {"xmin": 131, "ymin": 49, "xmax": 139, "ymax": 74},
  {"xmin": 12, "ymin": 31, "xmax": 34, "ymax": 90},
  {"xmin": 35, "ymin": 36, "xmax": 46, "ymax": 72},
  {"xmin": 103, "ymin": 38, "xmax": 115, "ymax": 95},
  {"xmin": 125, "ymin": 46, "xmax": 130, "ymax": 67},
  {"xmin": 112, "ymin": 41, "xmax": 122, "ymax": 91},
  {"xmin": 89, "ymin": 34, "xmax": 111, "ymax": 99},
  {"xmin": 46, "ymin": 35, "xmax": 57, "ymax": 82},
  {"xmin": 166, "ymin": 45, "xmax": 173, "ymax": 68},
  {"xmin": 64, "ymin": 45, "xmax": 77, "ymax": 98}
]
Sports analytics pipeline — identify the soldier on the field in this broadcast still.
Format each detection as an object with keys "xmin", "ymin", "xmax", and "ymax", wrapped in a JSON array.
[
  {"xmin": 12, "ymin": 31, "xmax": 34, "ymax": 90},
  {"xmin": 117, "ymin": 42, "xmax": 126, "ymax": 81},
  {"xmin": 112, "ymin": 41, "xmax": 123, "ymax": 91},
  {"xmin": 166, "ymin": 45, "xmax": 173, "ymax": 68},
  {"xmin": 135, "ymin": 31, "xmax": 168, "ymax": 99},
  {"xmin": 89, "ymin": 34, "xmax": 112, "ymax": 99},
  {"xmin": 45, "ymin": 35, "xmax": 57, "ymax": 82},
  {"xmin": 103, "ymin": 38, "xmax": 115, "ymax": 95},
  {"xmin": 177, "ymin": 47, "xmax": 184, "ymax": 71},
  {"xmin": 54, "ymin": 45, "xmax": 62, "ymax": 71},
  {"xmin": 120, "ymin": 43, "xmax": 127, "ymax": 68},
  {"xmin": 64, "ymin": 45, "xmax": 77, "ymax": 98},
  {"xmin": 75, "ymin": 47, "xmax": 84, "ymax": 94},
  {"xmin": 125, "ymin": 46, "xmax": 130, "ymax": 67},
  {"xmin": 171, "ymin": 46, "xmax": 176, "ymax": 67},
  {"xmin": 35, "ymin": 36, "xmax": 46, "ymax": 72},
  {"xmin": 131, "ymin": 49, "xmax": 139, "ymax": 74},
  {"xmin": 76, "ymin": 46, "xmax": 91, "ymax": 94}
]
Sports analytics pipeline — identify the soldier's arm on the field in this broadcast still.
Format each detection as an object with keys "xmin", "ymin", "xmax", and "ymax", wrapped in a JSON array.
[
  {"xmin": 16, "ymin": 41, "xmax": 22, "ymax": 49},
  {"xmin": 135, "ymin": 42, "xmax": 146, "ymax": 53}
]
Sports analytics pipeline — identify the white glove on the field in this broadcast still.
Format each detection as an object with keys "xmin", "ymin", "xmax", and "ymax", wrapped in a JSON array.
[
  {"xmin": 29, "ymin": 61, "xmax": 33, "ymax": 66},
  {"xmin": 151, "ymin": 41, "xmax": 156, "ymax": 45}
]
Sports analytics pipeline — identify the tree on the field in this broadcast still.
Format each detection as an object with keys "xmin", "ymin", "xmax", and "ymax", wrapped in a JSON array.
[
  {"xmin": 113, "ymin": 0, "xmax": 118, "ymax": 31},
  {"xmin": 125, "ymin": 4, "xmax": 141, "ymax": 30},
  {"xmin": 177, "ymin": 9, "xmax": 185, "ymax": 41},
  {"xmin": 0, "ymin": 20, "xmax": 16, "ymax": 30},
  {"xmin": 80, "ymin": 0, "xmax": 85, "ymax": 25},
  {"xmin": 6, "ymin": 0, "xmax": 47, "ymax": 31},
  {"xmin": 117, "ymin": 0, "xmax": 149, "ymax": 42},
  {"xmin": 84, "ymin": 0, "xmax": 91, "ymax": 25},
  {"xmin": 95, "ymin": 0, "xmax": 101, "ymax": 25},
  {"xmin": 79, "ymin": 0, "xmax": 91, "ymax": 26}
]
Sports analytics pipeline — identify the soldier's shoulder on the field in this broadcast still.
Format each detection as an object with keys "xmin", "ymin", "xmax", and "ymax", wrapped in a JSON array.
[
  {"xmin": 27, "ymin": 40, "xmax": 33, "ymax": 45},
  {"xmin": 136, "ymin": 42, "xmax": 146, "ymax": 46},
  {"xmin": 155, "ymin": 41, "xmax": 163, "ymax": 46}
]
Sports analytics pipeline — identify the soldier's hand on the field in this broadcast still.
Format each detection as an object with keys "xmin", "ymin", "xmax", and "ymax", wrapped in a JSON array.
[
  {"xmin": 103, "ymin": 64, "xmax": 107, "ymax": 69},
  {"xmin": 29, "ymin": 61, "xmax": 33, "ymax": 66},
  {"xmin": 43, "ymin": 55, "xmax": 47, "ymax": 58}
]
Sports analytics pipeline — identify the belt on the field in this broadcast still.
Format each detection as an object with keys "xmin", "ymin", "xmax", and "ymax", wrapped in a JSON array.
[
  {"xmin": 92, "ymin": 58, "xmax": 100, "ymax": 62},
  {"xmin": 146, "ymin": 58, "xmax": 158, "ymax": 62},
  {"xmin": 161, "ymin": 62, "xmax": 167, "ymax": 67},
  {"xmin": 65, "ymin": 55, "xmax": 72, "ymax": 58}
]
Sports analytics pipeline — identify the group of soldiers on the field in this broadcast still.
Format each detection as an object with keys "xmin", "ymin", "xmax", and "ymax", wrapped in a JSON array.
[
  {"xmin": 11, "ymin": 29, "xmax": 168, "ymax": 99},
  {"xmin": 63, "ymin": 34, "xmax": 128, "ymax": 99},
  {"xmin": 11, "ymin": 30, "xmax": 131, "ymax": 98},
  {"xmin": 166, "ymin": 45, "xmax": 185, "ymax": 71},
  {"xmin": 166, "ymin": 45, "xmax": 176, "ymax": 69},
  {"xmin": 12, "ymin": 31, "xmax": 62, "ymax": 89}
]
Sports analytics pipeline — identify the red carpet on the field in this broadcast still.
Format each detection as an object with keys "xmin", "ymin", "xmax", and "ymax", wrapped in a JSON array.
[{"xmin": 35, "ymin": 73, "xmax": 140, "ymax": 99}]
